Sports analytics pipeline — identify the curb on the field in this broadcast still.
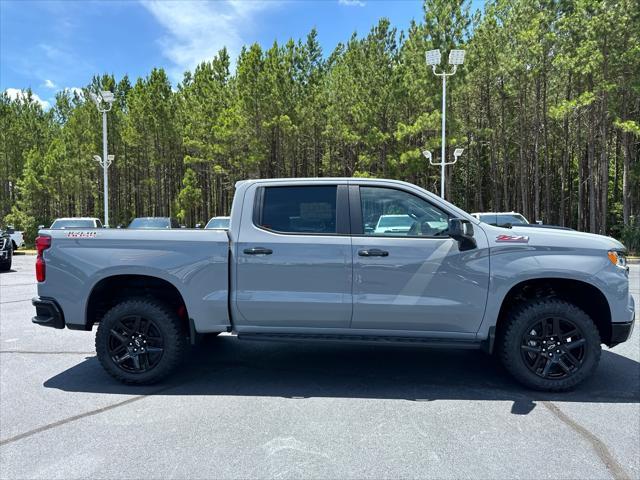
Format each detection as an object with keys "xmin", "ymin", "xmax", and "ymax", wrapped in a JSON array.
[{"xmin": 14, "ymin": 250, "xmax": 36, "ymax": 256}]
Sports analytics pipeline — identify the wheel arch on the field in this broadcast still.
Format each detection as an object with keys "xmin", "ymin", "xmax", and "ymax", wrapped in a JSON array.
[
  {"xmin": 494, "ymin": 278, "xmax": 612, "ymax": 348},
  {"xmin": 85, "ymin": 274, "xmax": 190, "ymax": 334}
]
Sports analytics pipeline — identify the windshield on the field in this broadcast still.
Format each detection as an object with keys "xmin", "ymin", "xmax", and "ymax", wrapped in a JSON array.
[
  {"xmin": 376, "ymin": 215, "xmax": 415, "ymax": 228},
  {"xmin": 205, "ymin": 218, "xmax": 230, "ymax": 229},
  {"xmin": 478, "ymin": 214, "xmax": 528, "ymax": 226},
  {"xmin": 50, "ymin": 219, "xmax": 96, "ymax": 229},
  {"xmin": 128, "ymin": 218, "xmax": 171, "ymax": 229}
]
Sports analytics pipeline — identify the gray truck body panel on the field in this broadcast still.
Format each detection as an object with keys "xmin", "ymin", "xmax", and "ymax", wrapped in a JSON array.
[
  {"xmin": 36, "ymin": 178, "xmax": 634, "ymax": 343},
  {"xmin": 38, "ymin": 229, "xmax": 231, "ymax": 333}
]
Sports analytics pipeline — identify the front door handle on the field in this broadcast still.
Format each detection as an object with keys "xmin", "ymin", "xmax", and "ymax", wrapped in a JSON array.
[
  {"xmin": 358, "ymin": 248, "xmax": 389, "ymax": 257},
  {"xmin": 243, "ymin": 247, "xmax": 273, "ymax": 255}
]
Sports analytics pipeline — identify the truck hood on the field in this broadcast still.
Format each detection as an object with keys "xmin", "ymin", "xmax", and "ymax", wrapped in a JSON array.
[{"xmin": 480, "ymin": 223, "xmax": 626, "ymax": 251}]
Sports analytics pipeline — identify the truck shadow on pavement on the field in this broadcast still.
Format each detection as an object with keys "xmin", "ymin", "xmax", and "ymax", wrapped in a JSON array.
[{"xmin": 44, "ymin": 335, "xmax": 640, "ymax": 414}]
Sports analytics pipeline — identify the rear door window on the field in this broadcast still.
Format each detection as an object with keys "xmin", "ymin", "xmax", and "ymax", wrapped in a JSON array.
[{"xmin": 258, "ymin": 186, "xmax": 337, "ymax": 234}]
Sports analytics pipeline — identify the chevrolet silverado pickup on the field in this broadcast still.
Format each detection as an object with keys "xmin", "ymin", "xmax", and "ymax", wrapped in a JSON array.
[{"xmin": 32, "ymin": 178, "xmax": 635, "ymax": 390}]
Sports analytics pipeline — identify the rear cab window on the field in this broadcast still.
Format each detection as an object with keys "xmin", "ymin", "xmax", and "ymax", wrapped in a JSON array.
[{"xmin": 256, "ymin": 186, "xmax": 338, "ymax": 234}]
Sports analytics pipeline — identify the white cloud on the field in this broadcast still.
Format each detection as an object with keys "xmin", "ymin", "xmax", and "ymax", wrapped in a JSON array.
[
  {"xmin": 141, "ymin": 0, "xmax": 278, "ymax": 81},
  {"xmin": 63, "ymin": 87, "xmax": 84, "ymax": 99},
  {"xmin": 43, "ymin": 79, "xmax": 57, "ymax": 89},
  {"xmin": 338, "ymin": 0, "xmax": 366, "ymax": 6},
  {"xmin": 4, "ymin": 88, "xmax": 51, "ymax": 110}
]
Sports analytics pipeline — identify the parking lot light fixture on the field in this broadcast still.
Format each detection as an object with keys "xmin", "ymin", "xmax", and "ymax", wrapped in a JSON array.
[
  {"xmin": 91, "ymin": 91, "xmax": 115, "ymax": 227},
  {"xmin": 427, "ymin": 48, "xmax": 465, "ymax": 199},
  {"xmin": 425, "ymin": 49, "xmax": 442, "ymax": 66},
  {"xmin": 448, "ymin": 49, "xmax": 466, "ymax": 66}
]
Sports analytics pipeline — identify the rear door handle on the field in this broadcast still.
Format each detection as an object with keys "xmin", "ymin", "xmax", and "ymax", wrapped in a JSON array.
[
  {"xmin": 243, "ymin": 247, "xmax": 273, "ymax": 255},
  {"xmin": 358, "ymin": 248, "xmax": 389, "ymax": 257}
]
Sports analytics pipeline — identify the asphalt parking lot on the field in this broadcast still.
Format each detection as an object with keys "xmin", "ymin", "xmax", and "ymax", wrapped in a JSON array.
[{"xmin": 0, "ymin": 255, "xmax": 638, "ymax": 480}]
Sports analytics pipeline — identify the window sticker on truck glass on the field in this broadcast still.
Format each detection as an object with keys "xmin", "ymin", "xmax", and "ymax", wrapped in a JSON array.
[{"xmin": 496, "ymin": 234, "xmax": 529, "ymax": 243}]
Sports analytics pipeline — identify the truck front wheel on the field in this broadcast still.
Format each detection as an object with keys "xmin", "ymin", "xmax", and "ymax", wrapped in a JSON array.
[
  {"xmin": 500, "ymin": 299, "xmax": 602, "ymax": 391},
  {"xmin": 95, "ymin": 298, "xmax": 187, "ymax": 384}
]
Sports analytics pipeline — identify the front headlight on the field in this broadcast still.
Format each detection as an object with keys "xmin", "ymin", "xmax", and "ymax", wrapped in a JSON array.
[{"xmin": 608, "ymin": 250, "xmax": 628, "ymax": 269}]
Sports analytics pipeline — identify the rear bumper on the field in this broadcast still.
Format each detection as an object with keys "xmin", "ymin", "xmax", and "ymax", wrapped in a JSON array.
[{"xmin": 32, "ymin": 297, "xmax": 65, "ymax": 329}]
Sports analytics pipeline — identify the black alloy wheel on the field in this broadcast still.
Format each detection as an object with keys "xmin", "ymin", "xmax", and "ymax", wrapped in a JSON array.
[
  {"xmin": 108, "ymin": 315, "xmax": 165, "ymax": 373},
  {"xmin": 500, "ymin": 299, "xmax": 601, "ymax": 391},
  {"xmin": 520, "ymin": 316, "xmax": 586, "ymax": 379},
  {"xmin": 96, "ymin": 298, "xmax": 186, "ymax": 384}
]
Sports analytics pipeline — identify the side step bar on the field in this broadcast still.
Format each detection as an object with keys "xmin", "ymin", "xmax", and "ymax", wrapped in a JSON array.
[{"xmin": 238, "ymin": 332, "xmax": 482, "ymax": 350}]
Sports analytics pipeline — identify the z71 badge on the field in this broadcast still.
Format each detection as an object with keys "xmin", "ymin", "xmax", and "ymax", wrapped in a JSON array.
[{"xmin": 496, "ymin": 234, "xmax": 529, "ymax": 243}]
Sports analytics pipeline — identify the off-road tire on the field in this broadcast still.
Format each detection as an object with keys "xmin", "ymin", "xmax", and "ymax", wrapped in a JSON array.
[
  {"xmin": 96, "ymin": 298, "xmax": 187, "ymax": 384},
  {"xmin": 500, "ymin": 298, "xmax": 601, "ymax": 391}
]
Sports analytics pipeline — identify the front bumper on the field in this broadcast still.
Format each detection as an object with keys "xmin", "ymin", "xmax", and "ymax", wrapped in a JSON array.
[
  {"xmin": 32, "ymin": 297, "xmax": 65, "ymax": 329},
  {"xmin": 609, "ymin": 294, "xmax": 635, "ymax": 347},
  {"xmin": 609, "ymin": 321, "xmax": 635, "ymax": 346}
]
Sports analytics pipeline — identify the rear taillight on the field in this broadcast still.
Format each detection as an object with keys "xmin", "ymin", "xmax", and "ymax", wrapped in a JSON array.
[{"xmin": 35, "ymin": 235, "xmax": 51, "ymax": 282}]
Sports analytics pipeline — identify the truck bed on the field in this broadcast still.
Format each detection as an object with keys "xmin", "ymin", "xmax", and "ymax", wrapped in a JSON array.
[{"xmin": 36, "ymin": 228, "xmax": 231, "ymax": 332}]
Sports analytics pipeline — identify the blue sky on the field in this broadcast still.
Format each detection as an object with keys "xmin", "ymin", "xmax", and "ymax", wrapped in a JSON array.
[{"xmin": 1, "ymin": 0, "xmax": 481, "ymax": 109}]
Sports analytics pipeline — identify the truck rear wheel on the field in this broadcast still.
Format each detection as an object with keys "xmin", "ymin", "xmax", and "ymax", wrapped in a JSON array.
[
  {"xmin": 95, "ymin": 298, "xmax": 187, "ymax": 384},
  {"xmin": 500, "ymin": 299, "xmax": 601, "ymax": 391}
]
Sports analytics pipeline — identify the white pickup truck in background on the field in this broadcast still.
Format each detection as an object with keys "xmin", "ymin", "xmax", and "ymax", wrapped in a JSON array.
[{"xmin": 5, "ymin": 226, "xmax": 24, "ymax": 250}]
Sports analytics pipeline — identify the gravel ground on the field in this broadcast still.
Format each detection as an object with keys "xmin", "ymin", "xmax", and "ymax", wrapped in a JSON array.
[{"xmin": 1, "ymin": 255, "xmax": 638, "ymax": 479}]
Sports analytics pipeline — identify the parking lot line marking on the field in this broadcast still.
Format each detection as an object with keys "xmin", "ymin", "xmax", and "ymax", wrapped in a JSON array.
[
  {"xmin": 0, "ymin": 383, "xmax": 181, "ymax": 447},
  {"xmin": 0, "ymin": 299, "xmax": 32, "ymax": 305},
  {"xmin": 543, "ymin": 401, "xmax": 631, "ymax": 480}
]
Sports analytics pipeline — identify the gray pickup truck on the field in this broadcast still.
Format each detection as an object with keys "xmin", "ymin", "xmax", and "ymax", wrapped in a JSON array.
[{"xmin": 32, "ymin": 178, "xmax": 635, "ymax": 391}]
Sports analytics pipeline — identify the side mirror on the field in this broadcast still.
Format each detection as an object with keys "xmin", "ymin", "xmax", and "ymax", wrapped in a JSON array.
[
  {"xmin": 38, "ymin": 225, "xmax": 45, "ymax": 230},
  {"xmin": 195, "ymin": 223, "xmax": 202, "ymax": 229},
  {"xmin": 180, "ymin": 225, "xmax": 186, "ymax": 229},
  {"xmin": 448, "ymin": 218, "xmax": 476, "ymax": 250},
  {"xmin": 535, "ymin": 220, "xmax": 543, "ymax": 225}
]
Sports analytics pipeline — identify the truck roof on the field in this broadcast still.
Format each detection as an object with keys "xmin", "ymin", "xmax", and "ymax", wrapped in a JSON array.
[
  {"xmin": 234, "ymin": 177, "xmax": 477, "ymax": 225},
  {"xmin": 236, "ymin": 177, "xmax": 429, "ymax": 187}
]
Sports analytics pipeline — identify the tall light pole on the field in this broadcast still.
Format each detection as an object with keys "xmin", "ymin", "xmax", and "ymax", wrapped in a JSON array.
[
  {"xmin": 425, "ymin": 48, "xmax": 465, "ymax": 199},
  {"xmin": 90, "ymin": 91, "xmax": 115, "ymax": 227}
]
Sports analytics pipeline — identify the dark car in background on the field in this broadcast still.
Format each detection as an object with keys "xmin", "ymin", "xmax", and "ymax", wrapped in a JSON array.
[
  {"xmin": 128, "ymin": 217, "xmax": 181, "ymax": 229},
  {"xmin": 0, "ymin": 230, "xmax": 13, "ymax": 271}
]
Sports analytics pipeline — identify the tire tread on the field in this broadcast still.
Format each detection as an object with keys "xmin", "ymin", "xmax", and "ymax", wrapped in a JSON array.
[
  {"xmin": 499, "ymin": 298, "xmax": 601, "ymax": 391},
  {"xmin": 95, "ymin": 297, "xmax": 187, "ymax": 384}
]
